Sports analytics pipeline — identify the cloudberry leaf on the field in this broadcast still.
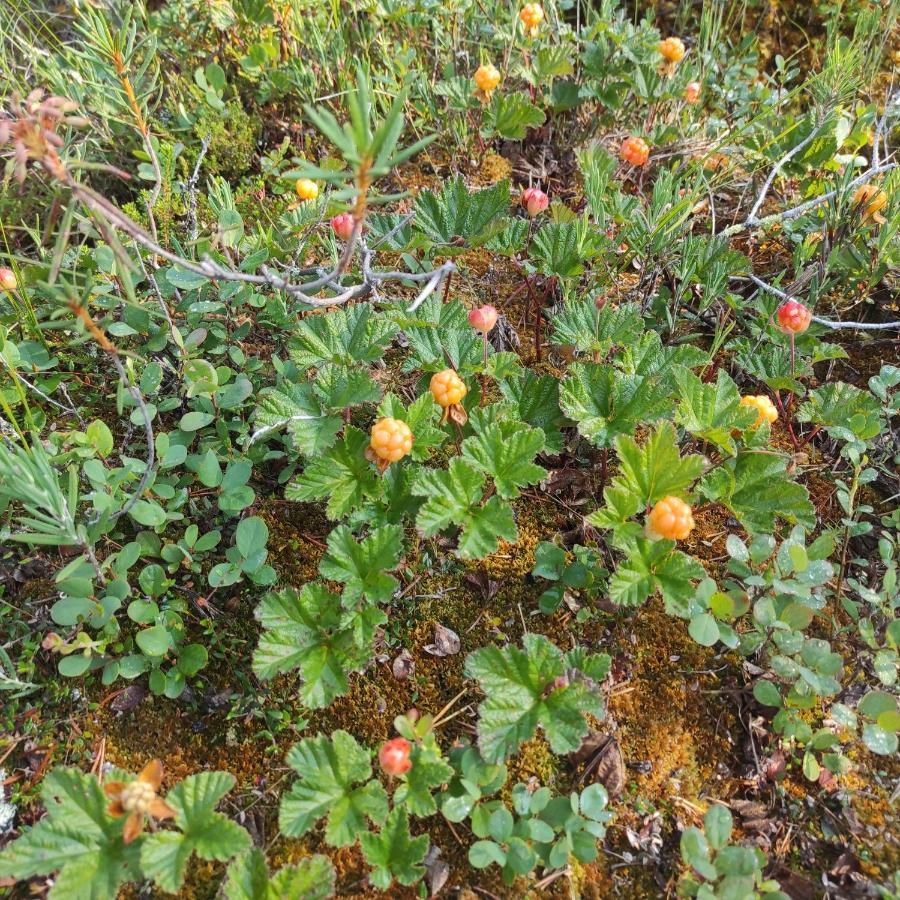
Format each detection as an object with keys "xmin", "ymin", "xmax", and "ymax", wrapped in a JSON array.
[
  {"xmin": 560, "ymin": 363, "xmax": 671, "ymax": 448},
  {"xmin": 608, "ymin": 539, "xmax": 706, "ymax": 612},
  {"xmin": 465, "ymin": 634, "xmax": 609, "ymax": 763},
  {"xmin": 393, "ymin": 744, "xmax": 455, "ymax": 817},
  {"xmin": 318, "ymin": 524, "xmax": 403, "ymax": 606},
  {"xmin": 0, "ymin": 767, "xmax": 140, "ymax": 898},
  {"xmin": 460, "ymin": 421, "xmax": 547, "ymax": 499},
  {"xmin": 141, "ymin": 772, "xmax": 249, "ymax": 894},
  {"xmin": 412, "ymin": 458, "xmax": 517, "ymax": 559},
  {"xmin": 223, "ymin": 848, "xmax": 335, "ymax": 900},
  {"xmin": 797, "ymin": 382, "xmax": 883, "ymax": 446},
  {"xmin": 675, "ymin": 369, "xmax": 757, "ymax": 455},
  {"xmin": 413, "ymin": 176, "xmax": 510, "ymax": 246},
  {"xmin": 699, "ymin": 452, "xmax": 815, "ymax": 535},
  {"xmin": 252, "ymin": 382, "xmax": 342, "ymax": 455},
  {"xmin": 394, "ymin": 296, "xmax": 482, "ymax": 372},
  {"xmin": 497, "ymin": 371, "xmax": 567, "ymax": 454},
  {"xmin": 359, "ymin": 807, "xmax": 429, "ymax": 890},
  {"xmin": 287, "ymin": 427, "xmax": 380, "ymax": 519},
  {"xmin": 549, "ymin": 297, "xmax": 642, "ymax": 356},
  {"xmin": 279, "ymin": 731, "xmax": 388, "ymax": 848},
  {"xmin": 289, "ymin": 304, "xmax": 396, "ymax": 369},
  {"xmin": 481, "ymin": 92, "xmax": 545, "ymax": 140}
]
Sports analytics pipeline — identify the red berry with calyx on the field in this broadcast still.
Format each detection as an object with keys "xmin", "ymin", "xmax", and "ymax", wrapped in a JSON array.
[
  {"xmin": 330, "ymin": 213, "xmax": 355, "ymax": 241},
  {"xmin": 521, "ymin": 187, "xmax": 549, "ymax": 217},
  {"xmin": 379, "ymin": 737, "xmax": 412, "ymax": 776},
  {"xmin": 620, "ymin": 136, "xmax": 650, "ymax": 167},
  {"xmin": 776, "ymin": 299, "xmax": 812, "ymax": 334},
  {"xmin": 468, "ymin": 304, "xmax": 498, "ymax": 333}
]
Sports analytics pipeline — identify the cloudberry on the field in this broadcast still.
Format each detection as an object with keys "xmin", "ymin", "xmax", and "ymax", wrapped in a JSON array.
[
  {"xmin": 620, "ymin": 136, "xmax": 650, "ymax": 167},
  {"xmin": 468, "ymin": 304, "xmax": 499, "ymax": 333},
  {"xmin": 645, "ymin": 496, "xmax": 695, "ymax": 541},
  {"xmin": 430, "ymin": 369, "xmax": 467, "ymax": 408},
  {"xmin": 740, "ymin": 395, "xmax": 778, "ymax": 428},
  {"xmin": 370, "ymin": 417, "xmax": 413, "ymax": 464},
  {"xmin": 684, "ymin": 81, "xmax": 701, "ymax": 103},
  {"xmin": 776, "ymin": 299, "xmax": 812, "ymax": 334},
  {"xmin": 379, "ymin": 737, "xmax": 412, "ymax": 776},
  {"xmin": 658, "ymin": 37, "xmax": 686, "ymax": 62},
  {"xmin": 0, "ymin": 268, "xmax": 16, "ymax": 291},
  {"xmin": 295, "ymin": 178, "xmax": 318, "ymax": 201},
  {"xmin": 519, "ymin": 3, "xmax": 544, "ymax": 36},
  {"xmin": 474, "ymin": 64, "xmax": 501, "ymax": 97},
  {"xmin": 521, "ymin": 186, "xmax": 549, "ymax": 217},
  {"xmin": 853, "ymin": 184, "xmax": 888, "ymax": 224},
  {"xmin": 330, "ymin": 212, "xmax": 354, "ymax": 240}
]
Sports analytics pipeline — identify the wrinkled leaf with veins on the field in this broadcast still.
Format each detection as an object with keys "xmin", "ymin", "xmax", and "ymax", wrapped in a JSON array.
[
  {"xmin": 559, "ymin": 362, "xmax": 672, "ymax": 448},
  {"xmin": 141, "ymin": 772, "xmax": 250, "ymax": 894},
  {"xmin": 223, "ymin": 848, "xmax": 336, "ymax": 900},
  {"xmin": 611, "ymin": 421, "xmax": 705, "ymax": 506},
  {"xmin": 617, "ymin": 331, "xmax": 707, "ymax": 389},
  {"xmin": 252, "ymin": 382, "xmax": 342, "ymax": 455},
  {"xmin": 287, "ymin": 427, "xmax": 380, "ymax": 520},
  {"xmin": 413, "ymin": 176, "xmax": 511, "ymax": 246},
  {"xmin": 393, "ymin": 744, "xmax": 454, "ymax": 816},
  {"xmin": 318, "ymin": 524, "xmax": 403, "ymax": 606},
  {"xmin": 253, "ymin": 585, "xmax": 384, "ymax": 707},
  {"xmin": 279, "ymin": 731, "xmax": 388, "ymax": 848},
  {"xmin": 464, "ymin": 633, "xmax": 611, "ymax": 763},
  {"xmin": 460, "ymin": 420, "xmax": 547, "ymax": 499},
  {"xmin": 675, "ymin": 368, "xmax": 757, "ymax": 455},
  {"xmin": 313, "ymin": 365, "xmax": 380, "ymax": 412},
  {"xmin": 608, "ymin": 538, "xmax": 706, "ymax": 613},
  {"xmin": 394, "ymin": 296, "xmax": 483, "ymax": 372},
  {"xmin": 797, "ymin": 382, "xmax": 883, "ymax": 445},
  {"xmin": 482, "ymin": 92, "xmax": 545, "ymax": 140},
  {"xmin": 699, "ymin": 451, "xmax": 815, "ymax": 535},
  {"xmin": 549, "ymin": 297, "xmax": 643, "ymax": 356},
  {"xmin": 498, "ymin": 371, "xmax": 567, "ymax": 454},
  {"xmin": 290, "ymin": 304, "xmax": 397, "ymax": 369},
  {"xmin": 412, "ymin": 458, "xmax": 517, "ymax": 559},
  {"xmin": 359, "ymin": 807, "xmax": 429, "ymax": 890}
]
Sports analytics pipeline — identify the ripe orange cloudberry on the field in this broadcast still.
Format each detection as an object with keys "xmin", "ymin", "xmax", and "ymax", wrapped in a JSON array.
[
  {"xmin": 645, "ymin": 496, "xmax": 695, "ymax": 541},
  {"xmin": 620, "ymin": 136, "xmax": 650, "ymax": 167},
  {"xmin": 430, "ymin": 369, "xmax": 467, "ymax": 408},
  {"xmin": 295, "ymin": 178, "xmax": 318, "ymax": 201},
  {"xmin": 658, "ymin": 37, "xmax": 686, "ymax": 62},
  {"xmin": 474, "ymin": 64, "xmax": 501, "ymax": 98},
  {"xmin": 684, "ymin": 81, "xmax": 701, "ymax": 103},
  {"xmin": 369, "ymin": 417, "xmax": 413, "ymax": 468},
  {"xmin": 519, "ymin": 3, "xmax": 544, "ymax": 36},
  {"xmin": 740, "ymin": 395, "xmax": 778, "ymax": 428}
]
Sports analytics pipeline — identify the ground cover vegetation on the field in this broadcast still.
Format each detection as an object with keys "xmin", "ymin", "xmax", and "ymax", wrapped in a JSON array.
[{"xmin": 0, "ymin": 0, "xmax": 898, "ymax": 896}]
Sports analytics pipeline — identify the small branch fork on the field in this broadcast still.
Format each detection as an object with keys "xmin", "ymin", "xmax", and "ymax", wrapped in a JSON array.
[
  {"xmin": 68, "ymin": 179, "xmax": 454, "ymax": 312},
  {"xmin": 721, "ymin": 89, "xmax": 899, "ymax": 238}
]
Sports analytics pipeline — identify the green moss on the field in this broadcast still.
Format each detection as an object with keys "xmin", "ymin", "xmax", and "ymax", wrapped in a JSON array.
[{"xmin": 193, "ymin": 100, "xmax": 260, "ymax": 179}]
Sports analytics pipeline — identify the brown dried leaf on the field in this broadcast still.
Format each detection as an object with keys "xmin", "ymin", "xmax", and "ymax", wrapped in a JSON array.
[
  {"xmin": 570, "ymin": 731, "xmax": 626, "ymax": 800},
  {"xmin": 392, "ymin": 649, "xmax": 416, "ymax": 680},
  {"xmin": 424, "ymin": 624, "xmax": 460, "ymax": 657}
]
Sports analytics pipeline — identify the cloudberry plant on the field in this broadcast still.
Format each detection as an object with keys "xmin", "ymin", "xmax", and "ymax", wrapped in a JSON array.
[
  {"xmin": 645, "ymin": 496, "xmax": 695, "ymax": 541},
  {"xmin": 620, "ymin": 136, "xmax": 650, "ymax": 166},
  {"xmin": 521, "ymin": 186, "xmax": 549, "ymax": 217},
  {"xmin": 379, "ymin": 737, "xmax": 412, "ymax": 775},
  {"xmin": 740, "ymin": 395, "xmax": 778, "ymax": 428},
  {"xmin": 369, "ymin": 417, "xmax": 413, "ymax": 469},
  {"xmin": 776, "ymin": 299, "xmax": 812, "ymax": 334},
  {"xmin": 295, "ymin": 178, "xmax": 319, "ymax": 201},
  {"xmin": 104, "ymin": 760, "xmax": 175, "ymax": 844},
  {"xmin": 684, "ymin": 81, "xmax": 701, "ymax": 103}
]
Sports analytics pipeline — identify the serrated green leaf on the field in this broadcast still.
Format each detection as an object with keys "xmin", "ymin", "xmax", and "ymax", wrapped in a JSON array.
[
  {"xmin": 290, "ymin": 305, "xmax": 396, "ymax": 370},
  {"xmin": 675, "ymin": 369, "xmax": 757, "ymax": 455},
  {"xmin": 464, "ymin": 634, "xmax": 607, "ymax": 763},
  {"xmin": 460, "ymin": 421, "xmax": 547, "ymax": 498},
  {"xmin": 223, "ymin": 848, "xmax": 336, "ymax": 900},
  {"xmin": 279, "ymin": 731, "xmax": 388, "ymax": 847},
  {"xmin": 318, "ymin": 524, "xmax": 403, "ymax": 606},
  {"xmin": 359, "ymin": 807, "xmax": 429, "ymax": 890}
]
